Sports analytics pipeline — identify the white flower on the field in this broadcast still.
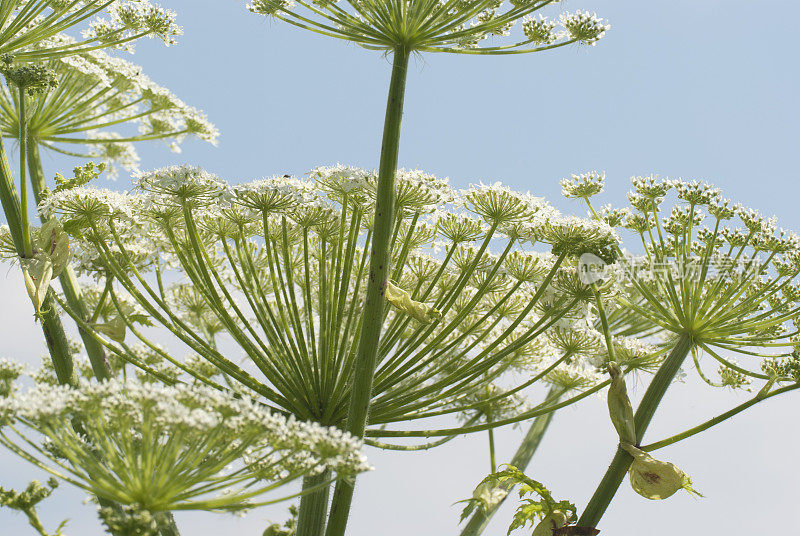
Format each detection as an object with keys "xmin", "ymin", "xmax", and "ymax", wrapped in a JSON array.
[{"xmin": 559, "ymin": 11, "xmax": 610, "ymax": 46}]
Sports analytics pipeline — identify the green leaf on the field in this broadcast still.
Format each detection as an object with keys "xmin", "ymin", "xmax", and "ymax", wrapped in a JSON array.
[{"xmin": 457, "ymin": 465, "xmax": 576, "ymax": 535}]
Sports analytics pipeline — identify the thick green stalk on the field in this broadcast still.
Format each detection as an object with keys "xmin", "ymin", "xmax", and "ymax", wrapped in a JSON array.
[
  {"xmin": 38, "ymin": 291, "xmax": 79, "ymax": 385},
  {"xmin": 0, "ymin": 130, "xmax": 77, "ymax": 385},
  {"xmin": 577, "ymin": 332, "xmax": 694, "ymax": 528},
  {"xmin": 27, "ymin": 141, "xmax": 112, "ymax": 380},
  {"xmin": 295, "ymin": 469, "xmax": 332, "ymax": 536},
  {"xmin": 18, "ymin": 87, "xmax": 32, "ymax": 256},
  {"xmin": 324, "ymin": 45, "xmax": 411, "ymax": 536},
  {"xmin": 0, "ymin": 133, "xmax": 24, "ymax": 252},
  {"xmin": 460, "ymin": 388, "xmax": 561, "ymax": 536}
]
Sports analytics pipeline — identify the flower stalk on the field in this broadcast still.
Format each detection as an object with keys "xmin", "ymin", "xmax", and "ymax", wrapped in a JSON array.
[
  {"xmin": 18, "ymin": 85, "xmax": 31, "ymax": 256},
  {"xmin": 295, "ymin": 469, "xmax": 332, "ymax": 536},
  {"xmin": 325, "ymin": 44, "xmax": 410, "ymax": 536},
  {"xmin": 0, "ymin": 132, "xmax": 77, "ymax": 385},
  {"xmin": 577, "ymin": 332, "xmax": 694, "ymax": 528}
]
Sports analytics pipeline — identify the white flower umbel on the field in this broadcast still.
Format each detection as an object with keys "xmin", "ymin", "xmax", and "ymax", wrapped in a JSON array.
[
  {"xmin": 570, "ymin": 173, "xmax": 800, "ymax": 529},
  {"xmin": 0, "ymin": 0, "xmax": 182, "ymax": 62},
  {"xmin": 44, "ymin": 165, "xmax": 621, "ymax": 443},
  {"xmin": 0, "ymin": 35, "xmax": 217, "ymax": 177},
  {"xmin": 0, "ymin": 379, "xmax": 370, "ymax": 512},
  {"xmin": 247, "ymin": 0, "xmax": 609, "ymax": 54},
  {"xmin": 615, "ymin": 177, "xmax": 800, "ymax": 383}
]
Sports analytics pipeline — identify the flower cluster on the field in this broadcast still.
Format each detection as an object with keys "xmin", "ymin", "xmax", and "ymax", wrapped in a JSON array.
[
  {"xmin": 247, "ymin": 0, "xmax": 608, "ymax": 54},
  {"xmin": 42, "ymin": 164, "xmax": 622, "ymax": 443},
  {"xmin": 570, "ymin": 173, "xmax": 800, "ymax": 391},
  {"xmin": 83, "ymin": 1, "xmax": 182, "ymax": 50},
  {"xmin": 560, "ymin": 171, "xmax": 605, "ymax": 200},
  {"xmin": 0, "ymin": 0, "xmax": 182, "ymax": 62},
  {"xmin": 0, "ymin": 359, "xmax": 25, "ymax": 397},
  {"xmin": 0, "ymin": 478, "xmax": 66, "ymax": 536},
  {"xmin": 0, "ymin": 36, "xmax": 217, "ymax": 177},
  {"xmin": 0, "ymin": 379, "xmax": 370, "ymax": 512}
]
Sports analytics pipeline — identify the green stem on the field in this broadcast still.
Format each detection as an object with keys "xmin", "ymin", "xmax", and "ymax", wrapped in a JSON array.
[
  {"xmin": 577, "ymin": 332, "xmax": 694, "ymax": 528},
  {"xmin": 38, "ymin": 291, "xmax": 78, "ymax": 386},
  {"xmin": 460, "ymin": 388, "xmax": 560, "ymax": 536},
  {"xmin": 0, "ymin": 131, "xmax": 24, "ymax": 253},
  {"xmin": 641, "ymin": 382, "xmax": 800, "ymax": 452},
  {"xmin": 0, "ymin": 131, "xmax": 76, "ymax": 386},
  {"xmin": 487, "ymin": 426, "xmax": 497, "ymax": 474},
  {"xmin": 23, "ymin": 508, "xmax": 49, "ymax": 536},
  {"xmin": 27, "ymin": 141, "xmax": 112, "ymax": 380},
  {"xmin": 325, "ymin": 45, "xmax": 411, "ymax": 536},
  {"xmin": 18, "ymin": 87, "xmax": 32, "ymax": 257},
  {"xmin": 295, "ymin": 469, "xmax": 332, "ymax": 536}
]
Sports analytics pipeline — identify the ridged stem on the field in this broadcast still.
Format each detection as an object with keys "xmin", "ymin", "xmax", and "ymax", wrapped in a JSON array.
[
  {"xmin": 18, "ymin": 87, "xmax": 31, "ymax": 256},
  {"xmin": 325, "ymin": 45, "xmax": 411, "ymax": 536},
  {"xmin": 577, "ymin": 332, "xmax": 694, "ymax": 528},
  {"xmin": 459, "ymin": 387, "xmax": 561, "ymax": 536},
  {"xmin": 295, "ymin": 469, "xmax": 332, "ymax": 536}
]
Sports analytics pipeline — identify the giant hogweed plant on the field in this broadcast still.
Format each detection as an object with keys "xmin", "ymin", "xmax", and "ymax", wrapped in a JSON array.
[
  {"xmin": 33, "ymin": 163, "xmax": 627, "ymax": 534},
  {"xmin": 245, "ymin": 0, "xmax": 609, "ymax": 530},
  {"xmin": 0, "ymin": 3, "xmax": 796, "ymax": 536}
]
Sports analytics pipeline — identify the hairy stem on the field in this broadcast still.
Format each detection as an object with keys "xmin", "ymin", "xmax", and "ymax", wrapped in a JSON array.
[
  {"xmin": 18, "ymin": 87, "xmax": 32, "ymax": 256},
  {"xmin": 295, "ymin": 469, "xmax": 332, "ymax": 536},
  {"xmin": 325, "ymin": 45, "xmax": 411, "ymax": 536},
  {"xmin": 577, "ymin": 332, "xmax": 694, "ymax": 528},
  {"xmin": 460, "ymin": 388, "xmax": 560, "ymax": 536}
]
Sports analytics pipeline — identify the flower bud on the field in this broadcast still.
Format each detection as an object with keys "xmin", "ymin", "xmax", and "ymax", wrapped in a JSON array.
[
  {"xmin": 0, "ymin": 57, "xmax": 58, "ymax": 95},
  {"xmin": 384, "ymin": 281, "xmax": 441, "ymax": 324},
  {"xmin": 531, "ymin": 510, "xmax": 567, "ymax": 536},
  {"xmin": 21, "ymin": 257, "xmax": 53, "ymax": 315},
  {"xmin": 35, "ymin": 220, "xmax": 70, "ymax": 277},
  {"xmin": 471, "ymin": 480, "xmax": 508, "ymax": 510},
  {"xmin": 606, "ymin": 362, "xmax": 636, "ymax": 444},
  {"xmin": 620, "ymin": 443, "xmax": 701, "ymax": 500}
]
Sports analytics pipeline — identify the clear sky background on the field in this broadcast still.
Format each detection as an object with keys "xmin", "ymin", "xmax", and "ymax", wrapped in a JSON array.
[{"xmin": 2, "ymin": 0, "xmax": 799, "ymax": 535}]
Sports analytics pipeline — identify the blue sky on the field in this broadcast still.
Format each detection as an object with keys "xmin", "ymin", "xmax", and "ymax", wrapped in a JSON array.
[{"xmin": 2, "ymin": 0, "xmax": 800, "ymax": 535}]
